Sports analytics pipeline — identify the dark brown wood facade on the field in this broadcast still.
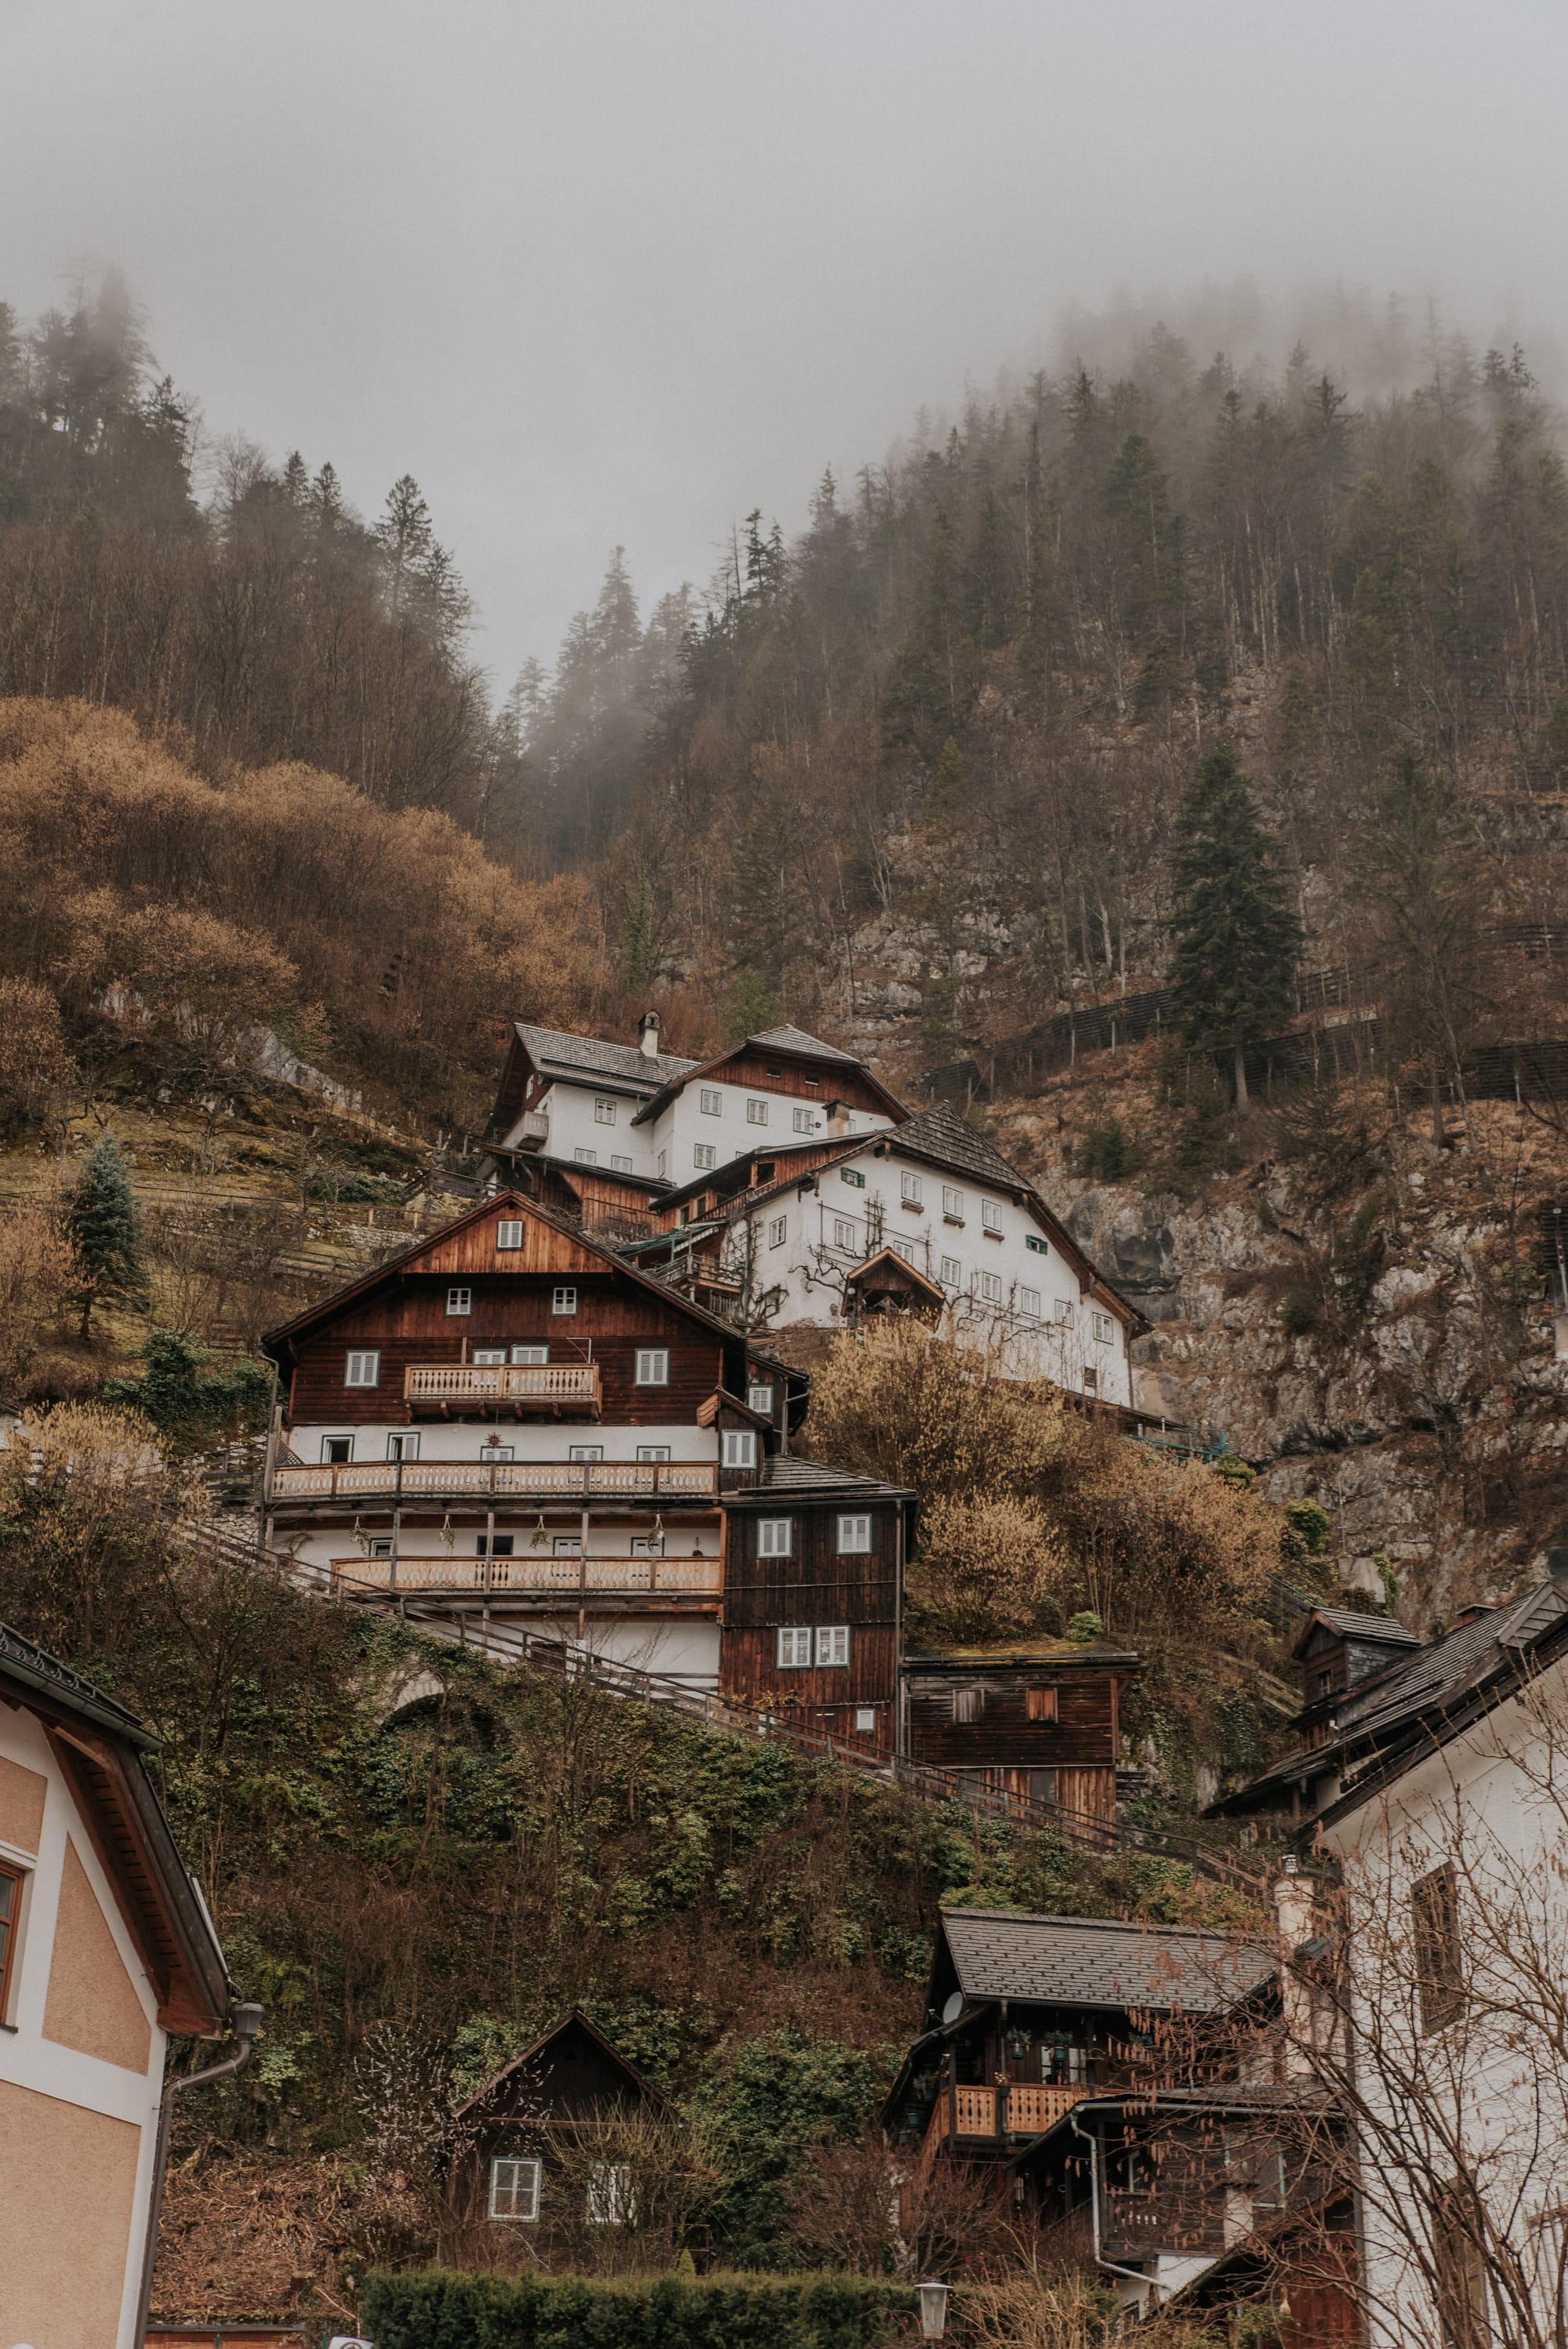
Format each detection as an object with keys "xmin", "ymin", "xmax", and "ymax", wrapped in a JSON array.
[{"xmin": 902, "ymin": 1646, "xmax": 1138, "ymax": 1824}]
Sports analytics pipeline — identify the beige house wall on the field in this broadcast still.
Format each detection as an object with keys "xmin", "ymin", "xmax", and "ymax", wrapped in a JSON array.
[{"xmin": 0, "ymin": 1702, "xmax": 167, "ymax": 2349}]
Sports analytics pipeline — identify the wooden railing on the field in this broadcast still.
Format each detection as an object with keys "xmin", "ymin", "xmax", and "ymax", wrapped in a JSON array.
[
  {"xmin": 929, "ymin": 2082, "xmax": 1090, "ymax": 2144},
  {"xmin": 269, "ymin": 1459, "xmax": 717, "ymax": 1501},
  {"xmin": 405, "ymin": 1362, "xmax": 601, "ymax": 1409},
  {"xmin": 331, "ymin": 1554, "xmax": 723, "ymax": 1597}
]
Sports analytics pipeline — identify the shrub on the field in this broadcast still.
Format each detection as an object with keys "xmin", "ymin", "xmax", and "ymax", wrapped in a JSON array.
[
  {"xmin": 907, "ymin": 1494, "xmax": 1065, "ymax": 1645},
  {"xmin": 358, "ymin": 2265, "xmax": 916, "ymax": 2349},
  {"xmin": 101, "ymin": 1328, "xmax": 272, "ymax": 1446},
  {"xmin": 1278, "ymin": 1285, "xmax": 1317, "ymax": 1335}
]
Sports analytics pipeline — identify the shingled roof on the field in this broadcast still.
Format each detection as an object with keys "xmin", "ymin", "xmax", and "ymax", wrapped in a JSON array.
[
  {"xmin": 887, "ymin": 1102, "xmax": 1045, "ymax": 1197},
  {"xmin": 514, "ymin": 1022, "xmax": 698, "ymax": 1092},
  {"xmin": 724, "ymin": 1453, "xmax": 915, "ymax": 1505},
  {"xmin": 939, "ymin": 1907, "xmax": 1274, "ymax": 2014},
  {"xmin": 747, "ymin": 1022, "xmax": 862, "ymax": 1064}
]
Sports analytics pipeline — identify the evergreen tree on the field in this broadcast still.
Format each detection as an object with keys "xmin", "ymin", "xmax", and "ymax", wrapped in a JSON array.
[
  {"xmin": 64, "ymin": 1134, "xmax": 144, "ymax": 1341},
  {"xmin": 1168, "ymin": 742, "xmax": 1302, "ymax": 1113},
  {"xmin": 719, "ymin": 966, "xmax": 781, "ymax": 1047}
]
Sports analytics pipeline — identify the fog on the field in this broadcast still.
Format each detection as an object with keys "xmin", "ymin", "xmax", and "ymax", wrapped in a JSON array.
[{"xmin": 4, "ymin": 0, "xmax": 1567, "ymax": 688}]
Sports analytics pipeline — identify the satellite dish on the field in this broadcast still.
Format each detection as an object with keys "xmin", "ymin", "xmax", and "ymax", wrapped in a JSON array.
[{"xmin": 941, "ymin": 1991, "xmax": 964, "ymax": 2026}]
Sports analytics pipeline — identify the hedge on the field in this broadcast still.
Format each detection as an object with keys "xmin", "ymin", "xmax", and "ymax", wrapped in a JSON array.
[{"xmin": 358, "ymin": 2267, "xmax": 918, "ymax": 2349}]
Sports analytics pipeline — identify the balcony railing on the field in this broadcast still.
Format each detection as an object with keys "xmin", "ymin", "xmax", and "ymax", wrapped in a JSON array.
[
  {"xmin": 405, "ymin": 1363, "xmax": 601, "ymax": 1412},
  {"xmin": 330, "ymin": 1553, "xmax": 723, "ymax": 1597},
  {"xmin": 929, "ymin": 2082, "xmax": 1088, "ymax": 2144},
  {"xmin": 269, "ymin": 1459, "xmax": 717, "ymax": 1501}
]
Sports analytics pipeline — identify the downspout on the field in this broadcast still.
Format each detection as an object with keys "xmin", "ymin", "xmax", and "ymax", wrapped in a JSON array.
[
  {"xmin": 133, "ymin": 1997, "xmax": 263, "ymax": 2345},
  {"xmin": 1068, "ymin": 2104, "xmax": 1163, "ymax": 2303}
]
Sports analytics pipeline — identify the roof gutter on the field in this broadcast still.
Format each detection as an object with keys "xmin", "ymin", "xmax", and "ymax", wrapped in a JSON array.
[{"xmin": 132, "ymin": 1996, "xmax": 263, "ymax": 2345}]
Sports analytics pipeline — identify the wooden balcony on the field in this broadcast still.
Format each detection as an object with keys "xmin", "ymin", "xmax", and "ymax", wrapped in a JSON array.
[
  {"xmin": 927, "ymin": 2082, "xmax": 1088, "ymax": 2146},
  {"xmin": 329, "ymin": 1553, "xmax": 723, "ymax": 1598},
  {"xmin": 404, "ymin": 1362, "xmax": 601, "ymax": 1415},
  {"xmin": 268, "ymin": 1459, "xmax": 717, "ymax": 1502}
]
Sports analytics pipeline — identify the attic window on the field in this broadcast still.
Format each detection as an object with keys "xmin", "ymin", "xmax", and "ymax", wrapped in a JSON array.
[
  {"xmin": 1025, "ymin": 1234, "xmax": 1048, "ymax": 1256},
  {"xmin": 496, "ymin": 1220, "xmax": 524, "ymax": 1251},
  {"xmin": 804, "ymin": 1076, "xmax": 820, "ymax": 1090},
  {"xmin": 765, "ymin": 1066, "xmax": 782, "ymax": 1076}
]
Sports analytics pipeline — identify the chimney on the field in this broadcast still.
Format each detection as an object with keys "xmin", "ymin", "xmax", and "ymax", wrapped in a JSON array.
[
  {"xmin": 826, "ymin": 1098, "xmax": 852, "ymax": 1136},
  {"xmin": 638, "ymin": 1010, "xmax": 662, "ymax": 1062}
]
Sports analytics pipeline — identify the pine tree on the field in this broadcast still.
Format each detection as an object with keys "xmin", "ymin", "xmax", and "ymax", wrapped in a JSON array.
[
  {"xmin": 65, "ymin": 1134, "xmax": 143, "ymax": 1341},
  {"xmin": 1168, "ymin": 742, "xmax": 1302, "ymax": 1113}
]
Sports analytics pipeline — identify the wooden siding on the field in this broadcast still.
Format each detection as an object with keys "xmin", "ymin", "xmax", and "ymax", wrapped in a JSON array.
[
  {"xmin": 905, "ymin": 1666, "xmax": 1121, "ymax": 1771},
  {"xmin": 287, "ymin": 1273, "xmax": 732, "ymax": 1425},
  {"xmin": 720, "ymin": 1623, "xmax": 898, "ymax": 1715},
  {"xmin": 706, "ymin": 1047, "xmax": 891, "ymax": 1114},
  {"xmin": 720, "ymin": 1505, "xmax": 898, "ymax": 1628},
  {"xmin": 414, "ymin": 1209, "xmax": 608, "ymax": 1277}
]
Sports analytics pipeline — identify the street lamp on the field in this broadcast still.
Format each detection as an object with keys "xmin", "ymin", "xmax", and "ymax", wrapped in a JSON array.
[{"xmin": 917, "ymin": 2281, "xmax": 950, "ymax": 2340}]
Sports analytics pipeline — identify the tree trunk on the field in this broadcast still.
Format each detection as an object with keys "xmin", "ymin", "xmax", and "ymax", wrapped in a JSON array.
[{"xmin": 1233, "ymin": 1040, "xmax": 1250, "ymax": 1116}]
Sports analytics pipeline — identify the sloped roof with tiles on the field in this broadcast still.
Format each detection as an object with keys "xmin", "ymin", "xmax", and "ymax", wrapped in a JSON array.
[
  {"xmin": 939, "ymin": 1907, "xmax": 1274, "ymax": 2014},
  {"xmin": 514, "ymin": 1022, "xmax": 698, "ymax": 1093}
]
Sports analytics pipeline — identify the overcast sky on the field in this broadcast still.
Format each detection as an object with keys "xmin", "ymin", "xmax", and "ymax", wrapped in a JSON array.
[{"xmin": 3, "ymin": 0, "xmax": 1566, "ymax": 694}]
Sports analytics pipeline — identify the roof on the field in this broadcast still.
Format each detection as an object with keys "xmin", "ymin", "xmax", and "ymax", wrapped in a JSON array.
[
  {"xmin": 728, "ymin": 1452, "xmax": 914, "ymax": 1505},
  {"xmin": 938, "ymin": 1907, "xmax": 1275, "ymax": 2014},
  {"xmin": 845, "ymin": 1246, "xmax": 947, "ymax": 1302},
  {"xmin": 514, "ymin": 1022, "xmax": 698, "ymax": 1094},
  {"xmin": 453, "ymin": 2006, "xmax": 673, "ymax": 2122},
  {"xmin": 1293, "ymin": 1607, "xmax": 1421, "ymax": 1660},
  {"xmin": 902, "ymin": 1637, "xmax": 1142, "ymax": 1668},
  {"xmin": 747, "ymin": 1022, "xmax": 862, "ymax": 1064},
  {"xmin": 631, "ymin": 1025, "xmax": 908, "ymax": 1128},
  {"xmin": 0, "ymin": 1618, "xmax": 232, "ymax": 2035},
  {"xmin": 890, "ymin": 1102, "xmax": 1044, "ymax": 1196}
]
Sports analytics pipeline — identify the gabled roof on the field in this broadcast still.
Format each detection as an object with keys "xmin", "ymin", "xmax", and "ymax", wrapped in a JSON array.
[
  {"xmin": 728, "ymin": 1452, "xmax": 914, "ymax": 1505},
  {"xmin": 889, "ymin": 1102, "xmax": 1042, "ymax": 1196},
  {"xmin": 514, "ymin": 1022, "xmax": 698, "ymax": 1094},
  {"xmin": 845, "ymin": 1246, "xmax": 948, "ymax": 1303},
  {"xmin": 0, "ymin": 1620, "xmax": 232, "ymax": 2036},
  {"xmin": 630, "ymin": 1026, "xmax": 908, "ymax": 1128},
  {"xmin": 1292, "ymin": 1607, "xmax": 1421, "ymax": 1661},
  {"xmin": 747, "ymin": 1022, "xmax": 862, "ymax": 1063},
  {"xmin": 452, "ymin": 2006, "xmax": 673, "ymax": 2122},
  {"xmin": 261, "ymin": 1190, "xmax": 751, "ymax": 1363},
  {"xmin": 937, "ymin": 1907, "xmax": 1275, "ymax": 2014}
]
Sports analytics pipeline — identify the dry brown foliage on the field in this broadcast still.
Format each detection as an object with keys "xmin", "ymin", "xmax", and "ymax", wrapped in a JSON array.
[
  {"xmin": 151, "ymin": 2151, "xmax": 360, "ymax": 2329},
  {"xmin": 0, "ymin": 1197, "xmax": 75, "ymax": 1391},
  {"xmin": 0, "ymin": 973, "xmax": 76, "ymax": 1131},
  {"xmin": 910, "ymin": 1494, "xmax": 1068, "ymax": 1645}
]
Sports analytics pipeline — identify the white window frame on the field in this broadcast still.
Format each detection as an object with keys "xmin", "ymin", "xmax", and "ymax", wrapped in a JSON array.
[
  {"xmin": 553, "ymin": 1534, "xmax": 583, "ymax": 1556},
  {"xmin": 942, "ymin": 1185, "xmax": 964, "ymax": 1218},
  {"xmin": 574, "ymin": 1146, "xmax": 597, "ymax": 1166},
  {"xmin": 636, "ymin": 1443, "xmax": 671, "ymax": 1461},
  {"xmin": 854, "ymin": 1707, "xmax": 877, "ymax": 1732},
  {"xmin": 700, "ymin": 1087, "xmax": 722, "ymax": 1116},
  {"xmin": 939, "ymin": 1255, "xmax": 961, "ymax": 1289},
  {"xmin": 586, "ymin": 2162, "xmax": 634, "ymax": 2225},
  {"xmin": 836, "ymin": 1513, "xmax": 871, "ymax": 1554},
  {"xmin": 386, "ymin": 1431, "xmax": 420, "ymax": 1461},
  {"xmin": 511, "ymin": 1344, "xmax": 548, "ymax": 1363},
  {"xmin": 900, "ymin": 1171, "xmax": 923, "ymax": 1207},
  {"xmin": 1020, "ymin": 1287, "xmax": 1041, "ymax": 1319},
  {"xmin": 979, "ymin": 1271, "xmax": 1004, "ymax": 1304},
  {"xmin": 776, "ymin": 1625, "xmax": 813, "ymax": 1668},
  {"xmin": 793, "ymin": 1106, "xmax": 815, "ymax": 1134},
  {"xmin": 1054, "ymin": 1297, "xmax": 1075, "ymax": 1324},
  {"xmin": 746, "ymin": 1097, "xmax": 769, "ymax": 1126},
  {"xmin": 833, "ymin": 1217, "xmax": 857, "ymax": 1251},
  {"xmin": 320, "ymin": 1434, "xmax": 354, "ymax": 1464},
  {"xmin": 694, "ymin": 1142, "xmax": 717, "ymax": 1170},
  {"xmin": 551, "ymin": 1286, "xmax": 578, "ymax": 1315},
  {"xmin": 488, "ymin": 2155, "xmax": 541, "ymax": 2222},
  {"xmin": 593, "ymin": 1097, "xmax": 617, "ymax": 1126},
  {"xmin": 747, "ymin": 1383, "xmax": 775, "ymax": 1414},
  {"xmin": 568, "ymin": 1443, "xmax": 604, "ymax": 1462},
  {"xmin": 757, "ymin": 1517, "xmax": 793, "ymax": 1557},
  {"xmin": 611, "ymin": 1153, "xmax": 633, "ymax": 1173},
  {"xmin": 344, "ymin": 1349, "xmax": 380, "ymax": 1388},
  {"xmin": 445, "ymin": 1286, "xmax": 472, "ymax": 1316},
  {"xmin": 634, "ymin": 1348, "xmax": 670, "ymax": 1385},
  {"xmin": 472, "ymin": 1347, "xmax": 507, "ymax": 1365},
  {"xmin": 768, "ymin": 1214, "xmax": 787, "ymax": 1248},
  {"xmin": 815, "ymin": 1625, "xmax": 850, "ymax": 1667},
  {"xmin": 721, "ymin": 1429, "xmax": 757, "ymax": 1470},
  {"xmin": 495, "ymin": 1218, "xmax": 524, "ymax": 1251},
  {"xmin": 1025, "ymin": 1233, "xmax": 1048, "ymax": 1256},
  {"xmin": 982, "ymin": 1200, "xmax": 1004, "ymax": 1233},
  {"xmin": 1092, "ymin": 1310, "xmax": 1115, "ymax": 1345}
]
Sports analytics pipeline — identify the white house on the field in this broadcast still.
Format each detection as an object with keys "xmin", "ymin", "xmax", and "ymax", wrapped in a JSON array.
[{"xmin": 0, "ymin": 1618, "xmax": 236, "ymax": 2348}]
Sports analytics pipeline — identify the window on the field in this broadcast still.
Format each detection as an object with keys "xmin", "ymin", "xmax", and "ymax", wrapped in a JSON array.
[
  {"xmin": 656, "ymin": 1149, "xmax": 666, "ymax": 1178},
  {"xmin": 1433, "ymin": 2187, "xmax": 1490, "ymax": 2349},
  {"xmin": 836, "ymin": 1513, "xmax": 871, "ymax": 1554},
  {"xmin": 1414, "ymin": 1864, "xmax": 1466, "ymax": 2034},
  {"xmin": 900, "ymin": 1171, "xmax": 923, "ymax": 1207},
  {"xmin": 815, "ymin": 1625, "xmax": 850, "ymax": 1667},
  {"xmin": 569, "ymin": 1443, "xmax": 604, "ymax": 1462},
  {"xmin": 637, "ymin": 1443, "xmax": 672, "ymax": 1461},
  {"xmin": 345, "ymin": 1349, "xmax": 379, "ymax": 1388},
  {"xmin": 840, "ymin": 1166, "xmax": 866, "ymax": 1189},
  {"xmin": 1020, "ymin": 1287, "xmax": 1041, "ymax": 1318},
  {"xmin": 593, "ymin": 1097, "xmax": 616, "ymax": 1125},
  {"xmin": 747, "ymin": 1382, "xmax": 775, "ymax": 1414},
  {"xmin": 942, "ymin": 1185, "xmax": 964, "ymax": 1218},
  {"xmin": 855, "ymin": 1707, "xmax": 877, "ymax": 1733},
  {"xmin": 575, "ymin": 1146, "xmax": 597, "ymax": 1165},
  {"xmin": 793, "ymin": 1107, "xmax": 815, "ymax": 1135},
  {"xmin": 472, "ymin": 1347, "xmax": 507, "ymax": 1365},
  {"xmin": 368, "ymin": 1537, "xmax": 393, "ymax": 1557},
  {"xmin": 777, "ymin": 1625, "xmax": 813, "ymax": 1668},
  {"xmin": 481, "ymin": 1443, "xmax": 514, "ymax": 1463},
  {"xmin": 768, "ymin": 1214, "xmax": 787, "ymax": 1248},
  {"xmin": 321, "ymin": 1435, "xmax": 353, "ymax": 1464},
  {"xmin": 700, "ymin": 1087, "xmax": 722, "ymax": 1115},
  {"xmin": 386, "ymin": 1432, "xmax": 420, "ymax": 1461},
  {"xmin": 979, "ymin": 1272, "xmax": 1004, "ymax": 1304},
  {"xmin": 1082, "ymin": 1366, "xmax": 1098, "ymax": 1392},
  {"xmin": 940, "ymin": 1255, "xmax": 962, "ymax": 1289},
  {"xmin": 630, "ymin": 1534, "xmax": 665, "ymax": 1558},
  {"xmin": 634, "ymin": 1348, "xmax": 670, "ymax": 1385},
  {"xmin": 476, "ymin": 1534, "xmax": 515, "ymax": 1557},
  {"xmin": 488, "ymin": 2155, "xmax": 540, "ymax": 2222},
  {"xmin": 1042, "ymin": 2042, "xmax": 1087, "ymax": 2088},
  {"xmin": 511, "ymin": 1344, "xmax": 548, "ymax": 1363},
  {"xmin": 694, "ymin": 1142, "xmax": 717, "ymax": 1170},
  {"xmin": 982, "ymin": 1200, "xmax": 1003, "ymax": 1233},
  {"xmin": 1054, "ymin": 1297, "xmax": 1075, "ymax": 1324},
  {"xmin": 551, "ymin": 1286, "xmax": 577, "ymax": 1314},
  {"xmin": 1025, "ymin": 1233, "xmax": 1048, "ymax": 1255},
  {"xmin": 1026, "ymin": 1685, "xmax": 1058, "ymax": 1723},
  {"xmin": 609, "ymin": 1154, "xmax": 630, "ymax": 1173},
  {"xmin": 833, "ymin": 1217, "xmax": 857, "ymax": 1250},
  {"xmin": 951, "ymin": 1686, "xmax": 985, "ymax": 1723},
  {"xmin": 496, "ymin": 1218, "xmax": 524, "ymax": 1251},
  {"xmin": 757, "ymin": 1517, "xmax": 793, "ymax": 1557},
  {"xmin": 746, "ymin": 1098, "xmax": 768, "ymax": 1125},
  {"xmin": 1091, "ymin": 1310, "xmax": 1114, "ymax": 1344},
  {"xmin": 0, "ymin": 1857, "xmax": 24, "ymax": 2020},
  {"xmin": 553, "ymin": 1535, "xmax": 582, "ymax": 1556},
  {"xmin": 446, "ymin": 1287, "xmax": 472, "ymax": 1316},
  {"xmin": 722, "ymin": 1429, "xmax": 758, "ymax": 1470}
]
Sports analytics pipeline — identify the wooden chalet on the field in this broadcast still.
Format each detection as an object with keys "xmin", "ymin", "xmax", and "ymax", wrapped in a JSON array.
[
  {"xmin": 901, "ymin": 1635, "xmax": 1142, "ymax": 1824},
  {"xmin": 449, "ymin": 2010, "xmax": 671, "ymax": 2239}
]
